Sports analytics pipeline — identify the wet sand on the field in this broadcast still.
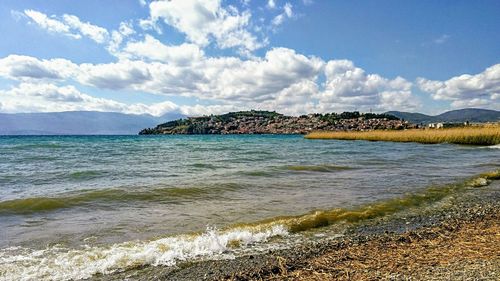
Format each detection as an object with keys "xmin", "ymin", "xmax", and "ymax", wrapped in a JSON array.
[{"xmin": 97, "ymin": 181, "xmax": 500, "ymax": 281}]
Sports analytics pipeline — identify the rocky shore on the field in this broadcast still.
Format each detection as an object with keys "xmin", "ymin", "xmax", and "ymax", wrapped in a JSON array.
[
  {"xmin": 97, "ymin": 180, "xmax": 500, "ymax": 281},
  {"xmin": 139, "ymin": 110, "xmax": 411, "ymax": 135}
]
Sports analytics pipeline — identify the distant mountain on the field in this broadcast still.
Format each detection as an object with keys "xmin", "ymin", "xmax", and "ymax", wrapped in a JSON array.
[
  {"xmin": 0, "ymin": 111, "xmax": 185, "ymax": 135},
  {"xmin": 384, "ymin": 112, "xmax": 432, "ymax": 124},
  {"xmin": 386, "ymin": 108, "xmax": 500, "ymax": 124}
]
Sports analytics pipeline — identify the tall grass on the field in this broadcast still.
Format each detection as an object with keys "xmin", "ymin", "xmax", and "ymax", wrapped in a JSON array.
[{"xmin": 305, "ymin": 126, "xmax": 500, "ymax": 145}]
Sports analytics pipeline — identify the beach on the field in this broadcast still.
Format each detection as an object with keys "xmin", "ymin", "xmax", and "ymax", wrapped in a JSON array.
[{"xmin": 99, "ymin": 181, "xmax": 500, "ymax": 281}]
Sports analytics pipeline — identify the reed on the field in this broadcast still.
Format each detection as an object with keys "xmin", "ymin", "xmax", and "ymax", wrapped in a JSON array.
[{"xmin": 305, "ymin": 126, "xmax": 500, "ymax": 145}]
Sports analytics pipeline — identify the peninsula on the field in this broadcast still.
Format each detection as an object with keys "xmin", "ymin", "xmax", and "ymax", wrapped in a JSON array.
[{"xmin": 139, "ymin": 110, "xmax": 408, "ymax": 135}]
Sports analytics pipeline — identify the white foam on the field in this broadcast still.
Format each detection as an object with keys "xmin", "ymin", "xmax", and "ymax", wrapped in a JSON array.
[
  {"xmin": 486, "ymin": 144, "xmax": 500, "ymax": 149},
  {"xmin": 0, "ymin": 225, "xmax": 288, "ymax": 281}
]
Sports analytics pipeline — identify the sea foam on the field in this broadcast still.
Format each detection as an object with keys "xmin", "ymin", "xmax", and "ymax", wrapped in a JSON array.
[{"xmin": 0, "ymin": 225, "xmax": 288, "ymax": 281}]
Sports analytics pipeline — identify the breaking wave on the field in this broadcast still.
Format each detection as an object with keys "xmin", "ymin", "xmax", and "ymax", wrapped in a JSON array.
[{"xmin": 0, "ymin": 225, "xmax": 288, "ymax": 281}]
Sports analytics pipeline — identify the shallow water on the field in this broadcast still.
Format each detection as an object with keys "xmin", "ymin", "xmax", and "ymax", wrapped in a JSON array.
[{"xmin": 0, "ymin": 135, "xmax": 498, "ymax": 280}]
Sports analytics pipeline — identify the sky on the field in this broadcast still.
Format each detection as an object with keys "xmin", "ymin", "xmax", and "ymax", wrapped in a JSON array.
[{"xmin": 0, "ymin": 0, "xmax": 499, "ymax": 117}]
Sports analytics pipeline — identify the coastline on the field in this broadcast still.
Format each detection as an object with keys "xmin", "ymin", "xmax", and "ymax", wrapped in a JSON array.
[
  {"xmin": 305, "ymin": 127, "xmax": 500, "ymax": 145},
  {"xmin": 97, "ymin": 179, "xmax": 500, "ymax": 280}
]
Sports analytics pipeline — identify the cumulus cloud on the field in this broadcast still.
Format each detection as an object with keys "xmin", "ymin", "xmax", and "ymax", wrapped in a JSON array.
[
  {"xmin": 417, "ymin": 64, "xmax": 500, "ymax": 109},
  {"xmin": 122, "ymin": 35, "xmax": 204, "ymax": 65},
  {"xmin": 144, "ymin": 0, "xmax": 265, "ymax": 53},
  {"xmin": 318, "ymin": 60, "xmax": 418, "ymax": 111},
  {"xmin": 0, "ymin": 82, "xmax": 181, "ymax": 116},
  {"xmin": 78, "ymin": 61, "xmax": 152, "ymax": 90},
  {"xmin": 188, "ymin": 47, "xmax": 323, "ymax": 101},
  {"xmin": 1, "ymin": 83, "xmax": 123, "ymax": 113},
  {"xmin": 0, "ymin": 48, "xmax": 323, "ymax": 100},
  {"xmin": 0, "ymin": 48, "xmax": 422, "ymax": 115},
  {"xmin": 0, "ymin": 55, "xmax": 77, "ymax": 80},
  {"xmin": 3, "ymin": 2, "xmax": 433, "ymax": 116}
]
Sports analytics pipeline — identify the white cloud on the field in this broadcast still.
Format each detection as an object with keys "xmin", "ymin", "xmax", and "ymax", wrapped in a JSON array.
[
  {"xmin": 24, "ymin": 9, "xmax": 80, "ymax": 39},
  {"xmin": 0, "ymin": 49, "xmax": 422, "ymax": 115},
  {"xmin": 107, "ymin": 22, "xmax": 137, "ymax": 56},
  {"xmin": 417, "ymin": 64, "xmax": 500, "ymax": 109},
  {"xmin": 267, "ymin": 0, "xmax": 276, "ymax": 9},
  {"xmin": 23, "ymin": 9, "xmax": 113, "ymax": 43},
  {"xmin": 178, "ymin": 104, "xmax": 242, "ymax": 116},
  {"xmin": 318, "ymin": 60, "xmax": 418, "ymax": 111},
  {"xmin": 0, "ymin": 82, "xmax": 180, "ymax": 116},
  {"xmin": 195, "ymin": 47, "xmax": 324, "ymax": 101},
  {"xmin": 62, "ymin": 14, "xmax": 109, "ymax": 43},
  {"xmin": 0, "ymin": 55, "xmax": 77, "ymax": 80},
  {"xmin": 119, "ymin": 22, "xmax": 135, "ymax": 37},
  {"xmin": 122, "ymin": 35, "xmax": 204, "ymax": 64},
  {"xmin": 78, "ymin": 60, "xmax": 152, "ymax": 90},
  {"xmin": 284, "ymin": 3, "xmax": 293, "ymax": 17},
  {"xmin": 261, "ymin": 80, "xmax": 319, "ymax": 115},
  {"xmin": 1, "ymin": 83, "xmax": 123, "ymax": 113},
  {"xmin": 272, "ymin": 3, "xmax": 293, "ymax": 26},
  {"xmin": 145, "ymin": 0, "xmax": 264, "ymax": 53}
]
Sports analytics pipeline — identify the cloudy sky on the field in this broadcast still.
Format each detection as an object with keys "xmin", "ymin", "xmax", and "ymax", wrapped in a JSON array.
[{"xmin": 0, "ymin": 0, "xmax": 499, "ymax": 116}]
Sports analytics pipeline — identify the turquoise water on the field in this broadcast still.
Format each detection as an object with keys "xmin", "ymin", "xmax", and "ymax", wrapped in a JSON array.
[{"xmin": 0, "ymin": 135, "xmax": 498, "ymax": 280}]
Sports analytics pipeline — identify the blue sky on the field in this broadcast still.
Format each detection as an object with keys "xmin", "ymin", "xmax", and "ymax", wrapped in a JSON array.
[{"xmin": 0, "ymin": 0, "xmax": 499, "ymax": 116}]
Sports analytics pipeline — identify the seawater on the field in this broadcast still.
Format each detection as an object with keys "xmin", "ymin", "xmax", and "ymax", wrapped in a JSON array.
[{"xmin": 0, "ymin": 135, "xmax": 499, "ymax": 280}]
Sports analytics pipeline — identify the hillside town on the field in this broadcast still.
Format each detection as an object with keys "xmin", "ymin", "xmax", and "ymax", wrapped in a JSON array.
[{"xmin": 139, "ymin": 110, "xmax": 415, "ymax": 135}]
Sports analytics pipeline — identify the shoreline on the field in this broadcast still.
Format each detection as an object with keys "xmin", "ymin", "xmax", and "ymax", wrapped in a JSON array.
[
  {"xmin": 305, "ymin": 127, "xmax": 500, "ymax": 145},
  {"xmin": 97, "ymin": 180, "xmax": 500, "ymax": 280}
]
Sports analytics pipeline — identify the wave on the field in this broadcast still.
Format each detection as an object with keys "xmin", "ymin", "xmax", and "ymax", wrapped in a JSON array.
[
  {"xmin": 234, "ymin": 169, "xmax": 500, "ymax": 233},
  {"xmin": 283, "ymin": 164, "xmax": 354, "ymax": 173},
  {"xmin": 67, "ymin": 170, "xmax": 104, "ymax": 180},
  {"xmin": 236, "ymin": 164, "xmax": 354, "ymax": 177},
  {"xmin": 0, "ymin": 225, "xmax": 288, "ymax": 281},
  {"xmin": 0, "ymin": 183, "xmax": 242, "ymax": 215},
  {"xmin": 189, "ymin": 163, "xmax": 222, "ymax": 169},
  {"xmin": 7, "ymin": 143, "xmax": 66, "ymax": 150},
  {"xmin": 0, "ymin": 170, "xmax": 498, "ymax": 280},
  {"xmin": 238, "ymin": 170, "xmax": 274, "ymax": 177}
]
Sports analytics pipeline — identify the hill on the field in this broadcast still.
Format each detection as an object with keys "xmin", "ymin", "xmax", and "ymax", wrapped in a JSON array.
[
  {"xmin": 386, "ymin": 108, "xmax": 500, "ymax": 124},
  {"xmin": 0, "ymin": 111, "xmax": 184, "ymax": 135},
  {"xmin": 140, "ymin": 110, "xmax": 406, "ymax": 135}
]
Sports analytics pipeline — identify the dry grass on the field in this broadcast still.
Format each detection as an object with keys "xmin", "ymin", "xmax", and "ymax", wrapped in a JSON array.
[
  {"xmin": 268, "ymin": 213, "xmax": 500, "ymax": 281},
  {"xmin": 305, "ymin": 126, "xmax": 500, "ymax": 145}
]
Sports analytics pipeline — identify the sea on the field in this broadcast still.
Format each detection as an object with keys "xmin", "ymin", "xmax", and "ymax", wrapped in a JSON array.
[{"xmin": 0, "ymin": 135, "xmax": 498, "ymax": 280}]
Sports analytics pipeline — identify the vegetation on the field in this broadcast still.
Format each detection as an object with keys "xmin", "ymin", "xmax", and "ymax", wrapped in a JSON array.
[
  {"xmin": 305, "ymin": 126, "xmax": 500, "ymax": 145},
  {"xmin": 318, "ymin": 111, "xmax": 398, "ymax": 123}
]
